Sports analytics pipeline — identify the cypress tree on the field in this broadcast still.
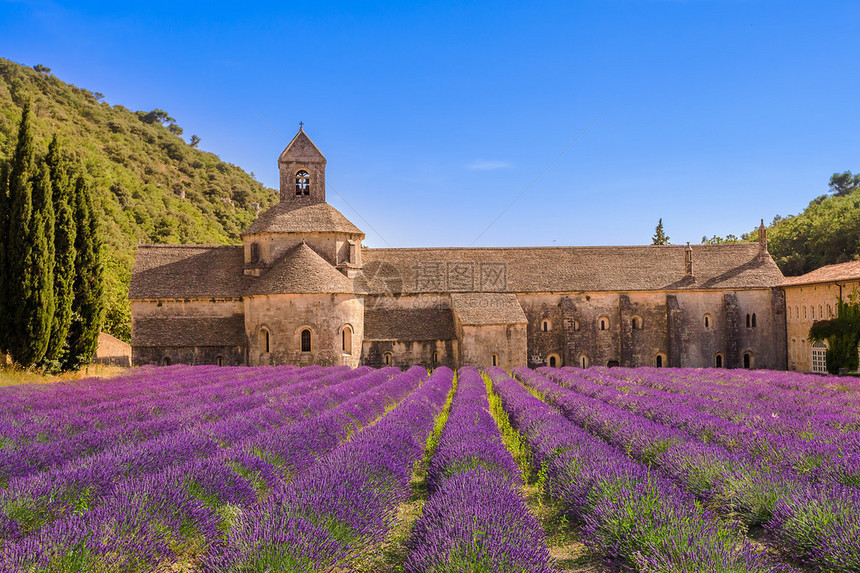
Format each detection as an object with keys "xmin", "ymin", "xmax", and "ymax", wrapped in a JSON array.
[
  {"xmin": 44, "ymin": 136, "xmax": 77, "ymax": 366},
  {"xmin": 65, "ymin": 174, "xmax": 104, "ymax": 368},
  {"xmin": 6, "ymin": 104, "xmax": 56, "ymax": 366},
  {"xmin": 0, "ymin": 160, "xmax": 9, "ymax": 357}
]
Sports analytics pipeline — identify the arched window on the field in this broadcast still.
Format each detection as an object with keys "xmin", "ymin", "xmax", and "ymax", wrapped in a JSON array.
[
  {"xmin": 751, "ymin": 313, "xmax": 757, "ymax": 328},
  {"xmin": 791, "ymin": 338, "xmax": 797, "ymax": 361},
  {"xmin": 746, "ymin": 314, "xmax": 751, "ymax": 328},
  {"xmin": 301, "ymin": 329, "xmax": 312, "ymax": 352},
  {"xmin": 549, "ymin": 355, "xmax": 557, "ymax": 367},
  {"xmin": 547, "ymin": 353, "xmax": 561, "ymax": 368},
  {"xmin": 492, "ymin": 353, "xmax": 499, "ymax": 367},
  {"xmin": 632, "ymin": 316, "xmax": 643, "ymax": 330},
  {"xmin": 580, "ymin": 354, "xmax": 590, "ymax": 368},
  {"xmin": 743, "ymin": 352, "xmax": 752, "ymax": 369},
  {"xmin": 295, "ymin": 170, "xmax": 310, "ymax": 196},
  {"xmin": 828, "ymin": 304, "xmax": 833, "ymax": 317},
  {"xmin": 796, "ymin": 306, "xmax": 800, "ymax": 320},
  {"xmin": 216, "ymin": 356, "xmax": 223, "ymax": 367},
  {"xmin": 432, "ymin": 351, "xmax": 438, "ymax": 365},
  {"xmin": 573, "ymin": 320, "xmax": 580, "ymax": 331},
  {"xmin": 259, "ymin": 328, "xmax": 271, "ymax": 354},
  {"xmin": 250, "ymin": 242, "xmax": 260, "ymax": 264},
  {"xmin": 811, "ymin": 307, "xmax": 815, "ymax": 320},
  {"xmin": 803, "ymin": 306, "xmax": 807, "ymax": 320},
  {"xmin": 599, "ymin": 317, "xmax": 609, "ymax": 331},
  {"xmin": 341, "ymin": 326, "xmax": 352, "ymax": 355},
  {"xmin": 383, "ymin": 352, "xmax": 392, "ymax": 366},
  {"xmin": 163, "ymin": 356, "xmax": 171, "ymax": 366},
  {"xmin": 541, "ymin": 319, "xmax": 551, "ymax": 332},
  {"xmin": 703, "ymin": 314, "xmax": 712, "ymax": 329},
  {"xmin": 655, "ymin": 354, "xmax": 664, "ymax": 368},
  {"xmin": 715, "ymin": 353, "xmax": 723, "ymax": 368}
]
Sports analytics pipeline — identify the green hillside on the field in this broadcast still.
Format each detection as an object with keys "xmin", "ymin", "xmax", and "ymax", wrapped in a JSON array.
[
  {"xmin": 0, "ymin": 58, "xmax": 276, "ymax": 342},
  {"xmin": 766, "ymin": 186, "xmax": 860, "ymax": 276},
  {"xmin": 702, "ymin": 184, "xmax": 860, "ymax": 277}
]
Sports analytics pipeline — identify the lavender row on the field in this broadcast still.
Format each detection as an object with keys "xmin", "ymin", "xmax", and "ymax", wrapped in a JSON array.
[
  {"xmin": 517, "ymin": 367, "xmax": 860, "ymax": 570},
  {"xmin": 0, "ymin": 366, "xmax": 365, "ymax": 487},
  {"xmin": 601, "ymin": 367, "xmax": 860, "ymax": 435},
  {"xmin": 0, "ymin": 365, "xmax": 326, "ymax": 450},
  {"xmin": 205, "ymin": 367, "xmax": 454, "ymax": 572},
  {"xmin": 553, "ymin": 367, "xmax": 860, "ymax": 486},
  {"xmin": 486, "ymin": 367, "xmax": 785, "ymax": 572},
  {"xmin": 405, "ymin": 367, "xmax": 554, "ymax": 572},
  {"xmin": 0, "ymin": 366, "xmax": 396, "ymax": 543}
]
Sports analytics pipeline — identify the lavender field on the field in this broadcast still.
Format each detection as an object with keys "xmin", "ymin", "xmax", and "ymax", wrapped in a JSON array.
[{"xmin": 0, "ymin": 365, "xmax": 858, "ymax": 572}]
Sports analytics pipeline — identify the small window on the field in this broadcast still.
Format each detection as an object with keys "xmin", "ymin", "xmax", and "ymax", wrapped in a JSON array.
[
  {"xmin": 580, "ymin": 354, "xmax": 590, "ymax": 368},
  {"xmin": 549, "ymin": 355, "xmax": 557, "ymax": 367},
  {"xmin": 432, "ymin": 351, "xmax": 438, "ymax": 365},
  {"xmin": 250, "ymin": 242, "xmax": 260, "ymax": 264},
  {"xmin": 547, "ymin": 353, "xmax": 561, "ymax": 368},
  {"xmin": 751, "ymin": 313, "xmax": 757, "ymax": 328},
  {"xmin": 216, "ymin": 356, "xmax": 223, "ymax": 367},
  {"xmin": 541, "ymin": 319, "xmax": 551, "ymax": 332},
  {"xmin": 295, "ymin": 170, "xmax": 310, "ymax": 196},
  {"xmin": 632, "ymin": 316, "xmax": 643, "ymax": 330},
  {"xmin": 573, "ymin": 320, "xmax": 580, "ymax": 331},
  {"xmin": 715, "ymin": 353, "xmax": 723, "ymax": 368},
  {"xmin": 791, "ymin": 338, "xmax": 797, "ymax": 361},
  {"xmin": 163, "ymin": 356, "xmax": 171, "ymax": 366},
  {"xmin": 828, "ymin": 304, "xmax": 833, "ymax": 317},
  {"xmin": 796, "ymin": 306, "xmax": 800, "ymax": 320},
  {"xmin": 746, "ymin": 314, "xmax": 751, "ymax": 328},
  {"xmin": 743, "ymin": 352, "xmax": 752, "ymax": 369},
  {"xmin": 811, "ymin": 307, "xmax": 815, "ymax": 320},
  {"xmin": 259, "ymin": 328, "xmax": 271, "ymax": 354},
  {"xmin": 599, "ymin": 317, "xmax": 609, "ymax": 331},
  {"xmin": 342, "ymin": 326, "xmax": 352, "ymax": 355},
  {"xmin": 803, "ymin": 306, "xmax": 807, "ymax": 320},
  {"xmin": 655, "ymin": 354, "xmax": 663, "ymax": 368},
  {"xmin": 301, "ymin": 329, "xmax": 312, "ymax": 352},
  {"xmin": 383, "ymin": 352, "xmax": 392, "ymax": 366},
  {"xmin": 492, "ymin": 353, "xmax": 499, "ymax": 367},
  {"xmin": 703, "ymin": 314, "xmax": 712, "ymax": 329}
]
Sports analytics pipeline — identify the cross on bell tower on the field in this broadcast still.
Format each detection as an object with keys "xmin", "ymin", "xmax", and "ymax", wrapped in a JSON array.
[{"xmin": 277, "ymin": 125, "xmax": 326, "ymax": 205}]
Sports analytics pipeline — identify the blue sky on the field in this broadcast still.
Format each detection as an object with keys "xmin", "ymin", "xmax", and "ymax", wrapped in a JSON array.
[{"xmin": 2, "ymin": 0, "xmax": 859, "ymax": 248}]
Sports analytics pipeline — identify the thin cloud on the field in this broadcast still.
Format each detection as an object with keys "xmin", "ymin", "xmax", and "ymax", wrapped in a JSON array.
[{"xmin": 467, "ymin": 160, "xmax": 512, "ymax": 171}]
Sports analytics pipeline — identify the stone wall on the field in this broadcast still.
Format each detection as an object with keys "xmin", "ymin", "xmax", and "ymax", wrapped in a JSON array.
[
  {"xmin": 361, "ymin": 339, "xmax": 458, "ymax": 369},
  {"xmin": 243, "ymin": 231, "xmax": 362, "ymax": 270},
  {"xmin": 134, "ymin": 345, "xmax": 245, "ymax": 366},
  {"xmin": 244, "ymin": 293, "xmax": 364, "ymax": 367}
]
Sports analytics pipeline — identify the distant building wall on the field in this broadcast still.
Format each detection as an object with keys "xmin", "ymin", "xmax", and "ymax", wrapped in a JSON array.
[{"xmin": 94, "ymin": 332, "xmax": 132, "ymax": 367}]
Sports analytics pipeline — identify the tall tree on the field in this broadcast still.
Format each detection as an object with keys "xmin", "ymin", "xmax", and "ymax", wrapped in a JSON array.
[
  {"xmin": 5, "ymin": 103, "xmax": 56, "ymax": 366},
  {"xmin": 652, "ymin": 218, "xmax": 670, "ymax": 245},
  {"xmin": 0, "ymin": 157, "xmax": 9, "ymax": 356},
  {"xmin": 43, "ymin": 136, "xmax": 78, "ymax": 365},
  {"xmin": 65, "ymin": 174, "xmax": 104, "ymax": 369},
  {"xmin": 828, "ymin": 171, "xmax": 860, "ymax": 197}
]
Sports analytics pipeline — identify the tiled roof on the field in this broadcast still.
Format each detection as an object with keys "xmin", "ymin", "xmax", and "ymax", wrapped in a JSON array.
[
  {"xmin": 129, "ymin": 245, "xmax": 247, "ymax": 299},
  {"xmin": 364, "ymin": 308, "xmax": 456, "ymax": 341},
  {"xmin": 242, "ymin": 202, "xmax": 362, "ymax": 235},
  {"xmin": 245, "ymin": 242, "xmax": 354, "ymax": 295},
  {"xmin": 360, "ymin": 243, "xmax": 784, "ymax": 293},
  {"xmin": 782, "ymin": 260, "xmax": 860, "ymax": 286},
  {"xmin": 451, "ymin": 293, "xmax": 527, "ymax": 325},
  {"xmin": 278, "ymin": 128, "xmax": 326, "ymax": 164},
  {"xmin": 132, "ymin": 315, "xmax": 246, "ymax": 347}
]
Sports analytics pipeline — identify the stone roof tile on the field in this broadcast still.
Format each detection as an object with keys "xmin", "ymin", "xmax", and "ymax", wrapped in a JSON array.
[
  {"xmin": 360, "ymin": 243, "xmax": 784, "ymax": 293},
  {"xmin": 782, "ymin": 260, "xmax": 860, "ymax": 286},
  {"xmin": 245, "ymin": 242, "xmax": 354, "ymax": 295},
  {"xmin": 242, "ymin": 202, "xmax": 362, "ymax": 235},
  {"xmin": 451, "ymin": 293, "xmax": 527, "ymax": 325},
  {"xmin": 132, "ymin": 315, "xmax": 246, "ymax": 347},
  {"xmin": 129, "ymin": 245, "xmax": 247, "ymax": 299},
  {"xmin": 364, "ymin": 308, "xmax": 456, "ymax": 341}
]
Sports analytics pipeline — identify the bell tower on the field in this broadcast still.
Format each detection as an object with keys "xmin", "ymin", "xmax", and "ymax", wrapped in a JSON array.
[{"xmin": 278, "ymin": 125, "xmax": 326, "ymax": 205}]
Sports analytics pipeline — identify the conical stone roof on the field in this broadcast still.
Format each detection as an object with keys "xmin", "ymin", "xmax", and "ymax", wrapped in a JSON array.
[{"xmin": 246, "ymin": 242, "xmax": 354, "ymax": 295}]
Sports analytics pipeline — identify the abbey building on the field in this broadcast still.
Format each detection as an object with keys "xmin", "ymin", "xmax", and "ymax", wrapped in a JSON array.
[{"xmin": 130, "ymin": 128, "xmax": 788, "ymax": 370}]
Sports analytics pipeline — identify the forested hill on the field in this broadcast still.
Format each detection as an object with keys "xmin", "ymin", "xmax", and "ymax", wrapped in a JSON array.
[
  {"xmin": 0, "ymin": 58, "xmax": 277, "ymax": 342},
  {"xmin": 766, "ymin": 184, "xmax": 860, "ymax": 277}
]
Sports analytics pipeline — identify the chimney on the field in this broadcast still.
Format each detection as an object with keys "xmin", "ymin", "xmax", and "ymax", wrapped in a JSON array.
[
  {"xmin": 758, "ymin": 219, "xmax": 767, "ymax": 251},
  {"xmin": 684, "ymin": 242, "xmax": 693, "ymax": 277}
]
